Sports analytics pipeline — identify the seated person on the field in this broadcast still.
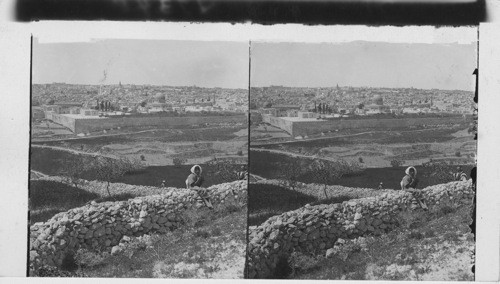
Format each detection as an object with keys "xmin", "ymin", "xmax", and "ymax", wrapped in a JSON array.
[
  {"xmin": 186, "ymin": 165, "xmax": 213, "ymax": 209},
  {"xmin": 401, "ymin": 166, "xmax": 427, "ymax": 210}
]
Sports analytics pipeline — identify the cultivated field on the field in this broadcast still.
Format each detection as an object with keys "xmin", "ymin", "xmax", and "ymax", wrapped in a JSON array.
[
  {"xmin": 251, "ymin": 125, "xmax": 475, "ymax": 168},
  {"xmin": 250, "ymin": 150, "xmax": 474, "ymax": 190},
  {"xmin": 32, "ymin": 125, "xmax": 248, "ymax": 166}
]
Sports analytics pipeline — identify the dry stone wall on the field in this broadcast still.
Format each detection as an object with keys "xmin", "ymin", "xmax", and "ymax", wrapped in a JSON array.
[
  {"xmin": 29, "ymin": 180, "xmax": 247, "ymax": 274},
  {"xmin": 246, "ymin": 180, "xmax": 474, "ymax": 278}
]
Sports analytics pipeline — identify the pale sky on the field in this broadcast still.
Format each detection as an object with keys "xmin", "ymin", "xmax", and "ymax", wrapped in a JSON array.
[
  {"xmin": 251, "ymin": 41, "xmax": 477, "ymax": 91},
  {"xmin": 33, "ymin": 39, "xmax": 249, "ymax": 89}
]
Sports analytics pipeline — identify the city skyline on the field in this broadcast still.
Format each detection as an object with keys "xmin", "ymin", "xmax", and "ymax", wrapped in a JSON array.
[
  {"xmin": 33, "ymin": 39, "xmax": 249, "ymax": 89},
  {"xmin": 251, "ymin": 41, "xmax": 477, "ymax": 91}
]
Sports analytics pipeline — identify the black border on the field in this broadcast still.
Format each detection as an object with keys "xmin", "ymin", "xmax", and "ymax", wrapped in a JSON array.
[{"xmin": 16, "ymin": 0, "xmax": 486, "ymax": 25}]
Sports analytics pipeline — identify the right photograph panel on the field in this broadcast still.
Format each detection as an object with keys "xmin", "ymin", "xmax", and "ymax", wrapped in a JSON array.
[{"xmin": 247, "ymin": 27, "xmax": 478, "ymax": 280}]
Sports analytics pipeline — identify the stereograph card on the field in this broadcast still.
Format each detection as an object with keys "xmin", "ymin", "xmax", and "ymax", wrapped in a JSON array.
[{"xmin": 0, "ymin": 22, "xmax": 498, "ymax": 283}]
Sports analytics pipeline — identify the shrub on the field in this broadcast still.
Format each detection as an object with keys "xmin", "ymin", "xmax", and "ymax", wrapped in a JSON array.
[
  {"xmin": 207, "ymin": 158, "xmax": 245, "ymax": 183},
  {"xmin": 237, "ymin": 150, "xmax": 243, "ymax": 156},
  {"xmin": 421, "ymin": 161, "xmax": 454, "ymax": 184},
  {"xmin": 173, "ymin": 157, "xmax": 187, "ymax": 167},
  {"xmin": 390, "ymin": 159, "xmax": 404, "ymax": 168},
  {"xmin": 358, "ymin": 157, "xmax": 364, "ymax": 163},
  {"xmin": 455, "ymin": 151, "xmax": 461, "ymax": 157},
  {"xmin": 140, "ymin": 155, "xmax": 146, "ymax": 161}
]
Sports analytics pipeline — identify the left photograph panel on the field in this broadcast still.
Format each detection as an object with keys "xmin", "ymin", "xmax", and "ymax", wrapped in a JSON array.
[{"xmin": 29, "ymin": 37, "xmax": 249, "ymax": 278}]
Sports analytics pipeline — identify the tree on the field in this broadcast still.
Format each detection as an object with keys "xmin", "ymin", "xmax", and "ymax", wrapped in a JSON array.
[
  {"xmin": 91, "ymin": 156, "xmax": 128, "ymax": 198},
  {"xmin": 309, "ymin": 159, "xmax": 343, "ymax": 199},
  {"xmin": 422, "ymin": 161, "xmax": 455, "ymax": 185},
  {"xmin": 172, "ymin": 157, "xmax": 187, "ymax": 167},
  {"xmin": 277, "ymin": 157, "xmax": 305, "ymax": 191},
  {"xmin": 390, "ymin": 159, "xmax": 404, "ymax": 168},
  {"xmin": 206, "ymin": 158, "xmax": 243, "ymax": 184},
  {"xmin": 59, "ymin": 155, "xmax": 90, "ymax": 189}
]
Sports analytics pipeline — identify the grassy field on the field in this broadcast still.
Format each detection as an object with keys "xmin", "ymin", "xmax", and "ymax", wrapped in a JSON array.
[
  {"xmin": 250, "ymin": 150, "xmax": 474, "ymax": 190},
  {"xmin": 279, "ymin": 205, "xmax": 474, "ymax": 280}
]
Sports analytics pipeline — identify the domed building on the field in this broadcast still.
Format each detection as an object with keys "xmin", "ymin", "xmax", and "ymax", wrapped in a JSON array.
[
  {"xmin": 365, "ymin": 94, "xmax": 390, "ymax": 114},
  {"xmin": 154, "ymin": 93, "xmax": 166, "ymax": 103},
  {"xmin": 148, "ymin": 93, "xmax": 172, "ymax": 113},
  {"xmin": 372, "ymin": 94, "xmax": 383, "ymax": 105}
]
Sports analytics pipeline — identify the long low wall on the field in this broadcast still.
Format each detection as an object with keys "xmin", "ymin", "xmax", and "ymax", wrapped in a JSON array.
[
  {"xmin": 29, "ymin": 180, "xmax": 247, "ymax": 274},
  {"xmin": 47, "ymin": 113, "xmax": 248, "ymax": 133},
  {"xmin": 246, "ymin": 180, "xmax": 474, "ymax": 278},
  {"xmin": 262, "ymin": 115, "xmax": 468, "ymax": 137},
  {"xmin": 45, "ymin": 112, "xmax": 76, "ymax": 130}
]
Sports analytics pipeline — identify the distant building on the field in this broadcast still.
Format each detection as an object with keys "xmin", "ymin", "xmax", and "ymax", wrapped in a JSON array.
[
  {"xmin": 286, "ymin": 109, "xmax": 299, "ymax": 117},
  {"xmin": 261, "ymin": 108, "xmax": 277, "ymax": 117},
  {"xmin": 149, "ymin": 102, "xmax": 173, "ymax": 113},
  {"xmin": 42, "ymin": 105, "xmax": 61, "ymax": 114},
  {"xmin": 365, "ymin": 95, "xmax": 390, "ymax": 114},
  {"xmin": 81, "ymin": 109, "xmax": 99, "ymax": 116},
  {"xmin": 69, "ymin": 107, "xmax": 81, "ymax": 115},
  {"xmin": 297, "ymin": 111, "xmax": 317, "ymax": 119},
  {"xmin": 272, "ymin": 104, "xmax": 301, "ymax": 117}
]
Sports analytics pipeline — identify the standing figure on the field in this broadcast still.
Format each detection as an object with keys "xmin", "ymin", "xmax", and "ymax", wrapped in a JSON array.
[
  {"xmin": 186, "ymin": 165, "xmax": 213, "ymax": 209},
  {"xmin": 401, "ymin": 166, "xmax": 428, "ymax": 210}
]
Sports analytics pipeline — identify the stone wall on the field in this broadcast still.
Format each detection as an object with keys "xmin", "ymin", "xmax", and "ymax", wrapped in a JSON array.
[
  {"xmin": 29, "ymin": 180, "xmax": 247, "ymax": 274},
  {"xmin": 46, "ymin": 113, "xmax": 247, "ymax": 133},
  {"xmin": 45, "ymin": 112, "xmax": 76, "ymax": 130},
  {"xmin": 262, "ymin": 114, "xmax": 467, "ymax": 137},
  {"xmin": 246, "ymin": 181, "xmax": 474, "ymax": 278}
]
